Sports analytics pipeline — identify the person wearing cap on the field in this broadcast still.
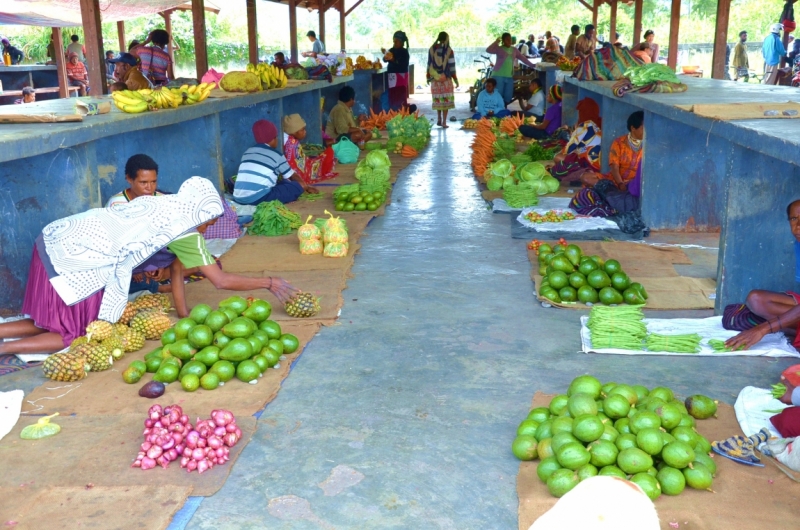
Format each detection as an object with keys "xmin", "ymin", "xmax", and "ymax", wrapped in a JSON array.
[
  {"xmin": 731, "ymin": 31, "xmax": 749, "ymax": 81},
  {"xmin": 233, "ymin": 120, "xmax": 309, "ymax": 205},
  {"xmin": 725, "ymin": 199, "xmax": 800, "ymax": 352},
  {"xmin": 518, "ymin": 84, "xmax": 563, "ymax": 140},
  {"xmin": 302, "ymin": 31, "xmax": 325, "ymax": 58},
  {"xmin": 382, "ymin": 31, "xmax": 411, "ymax": 111},
  {"xmin": 108, "ymin": 52, "xmax": 150, "ymax": 91},
  {"xmin": 1, "ymin": 38, "xmax": 23, "ymax": 65},
  {"xmin": 763, "ymin": 23, "xmax": 788, "ymax": 85},
  {"xmin": 325, "ymin": 86, "xmax": 373, "ymax": 144},
  {"xmin": 283, "ymin": 114, "xmax": 336, "ymax": 185},
  {"xmin": 65, "ymin": 52, "xmax": 90, "ymax": 96}
]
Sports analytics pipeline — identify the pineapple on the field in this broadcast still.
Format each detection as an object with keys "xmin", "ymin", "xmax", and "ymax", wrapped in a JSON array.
[
  {"xmin": 130, "ymin": 309, "xmax": 172, "ymax": 340},
  {"xmin": 68, "ymin": 335, "xmax": 90, "ymax": 352},
  {"xmin": 85, "ymin": 320, "xmax": 114, "ymax": 341},
  {"xmin": 113, "ymin": 323, "xmax": 129, "ymax": 335},
  {"xmin": 43, "ymin": 353, "xmax": 89, "ymax": 382},
  {"xmin": 72, "ymin": 343, "xmax": 113, "ymax": 372},
  {"xmin": 284, "ymin": 292, "xmax": 321, "ymax": 318},
  {"xmin": 118, "ymin": 303, "xmax": 139, "ymax": 325},
  {"xmin": 119, "ymin": 328, "xmax": 146, "ymax": 353},
  {"xmin": 134, "ymin": 293, "xmax": 172, "ymax": 311},
  {"xmin": 101, "ymin": 335, "xmax": 123, "ymax": 352}
]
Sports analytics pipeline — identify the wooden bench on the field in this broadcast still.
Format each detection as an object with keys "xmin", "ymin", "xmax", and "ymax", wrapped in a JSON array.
[{"xmin": 0, "ymin": 86, "xmax": 80, "ymax": 97}]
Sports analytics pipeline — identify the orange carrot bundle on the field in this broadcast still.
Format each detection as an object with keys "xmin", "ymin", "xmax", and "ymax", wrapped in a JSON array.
[{"xmin": 471, "ymin": 122, "xmax": 497, "ymax": 178}]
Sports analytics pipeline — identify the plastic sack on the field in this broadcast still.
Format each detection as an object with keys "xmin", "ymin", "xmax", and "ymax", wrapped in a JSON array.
[
  {"xmin": 201, "ymin": 68, "xmax": 225, "ymax": 88},
  {"xmin": 332, "ymin": 137, "xmax": 360, "ymax": 164}
]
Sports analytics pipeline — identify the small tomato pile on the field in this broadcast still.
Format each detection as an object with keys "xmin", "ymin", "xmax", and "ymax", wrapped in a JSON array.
[
  {"xmin": 525, "ymin": 210, "xmax": 576, "ymax": 224},
  {"xmin": 529, "ymin": 238, "xmax": 568, "ymax": 252}
]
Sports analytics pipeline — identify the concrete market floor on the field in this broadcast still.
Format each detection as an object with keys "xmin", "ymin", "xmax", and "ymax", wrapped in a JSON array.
[{"xmin": 1, "ymin": 95, "xmax": 794, "ymax": 529}]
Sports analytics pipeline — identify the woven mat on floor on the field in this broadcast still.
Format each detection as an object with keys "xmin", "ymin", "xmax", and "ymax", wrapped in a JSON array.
[
  {"xmin": 518, "ymin": 392, "xmax": 800, "ymax": 530},
  {"xmin": 529, "ymin": 241, "xmax": 716, "ymax": 310}
]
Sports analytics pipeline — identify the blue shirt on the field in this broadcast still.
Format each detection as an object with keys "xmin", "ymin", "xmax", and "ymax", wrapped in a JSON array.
[
  {"xmin": 763, "ymin": 34, "xmax": 787, "ymax": 66},
  {"xmin": 476, "ymin": 89, "xmax": 506, "ymax": 116},
  {"xmin": 233, "ymin": 144, "xmax": 293, "ymax": 204}
]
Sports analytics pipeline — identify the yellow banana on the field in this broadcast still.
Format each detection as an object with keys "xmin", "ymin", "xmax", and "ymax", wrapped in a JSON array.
[
  {"xmin": 139, "ymin": 88, "xmax": 152, "ymax": 96},
  {"xmin": 112, "ymin": 92, "xmax": 144, "ymax": 106},
  {"xmin": 114, "ymin": 99, "xmax": 149, "ymax": 113},
  {"xmin": 198, "ymin": 85, "xmax": 213, "ymax": 101},
  {"xmin": 187, "ymin": 85, "xmax": 198, "ymax": 95}
]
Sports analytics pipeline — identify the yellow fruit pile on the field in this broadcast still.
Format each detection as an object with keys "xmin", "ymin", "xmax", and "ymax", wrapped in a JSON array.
[
  {"xmin": 463, "ymin": 118, "xmax": 480, "ymax": 129},
  {"xmin": 112, "ymin": 83, "xmax": 214, "ymax": 114},
  {"xmin": 246, "ymin": 62, "xmax": 288, "ymax": 89}
]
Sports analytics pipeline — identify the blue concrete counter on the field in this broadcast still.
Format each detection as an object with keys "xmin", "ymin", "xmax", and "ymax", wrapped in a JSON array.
[
  {"xmin": 563, "ymin": 76, "xmax": 800, "ymax": 311},
  {"xmin": 0, "ymin": 76, "xmax": 352, "ymax": 311}
]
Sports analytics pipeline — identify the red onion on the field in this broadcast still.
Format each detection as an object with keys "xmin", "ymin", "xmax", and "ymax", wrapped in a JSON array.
[
  {"xmin": 185, "ymin": 431, "xmax": 199, "ymax": 448},
  {"xmin": 180, "ymin": 456, "xmax": 190, "ymax": 468},
  {"xmin": 187, "ymin": 459, "xmax": 198, "ymax": 471},
  {"xmin": 161, "ymin": 415, "xmax": 171, "ymax": 427},
  {"xmin": 141, "ymin": 457, "xmax": 156, "ymax": 470},
  {"xmin": 140, "ymin": 441, "xmax": 152, "ymax": 452},
  {"xmin": 234, "ymin": 427, "xmax": 241, "ymax": 439},
  {"xmin": 176, "ymin": 444, "xmax": 185, "ymax": 454},
  {"xmin": 214, "ymin": 426, "xmax": 226, "ymax": 437},
  {"xmin": 215, "ymin": 447, "xmax": 225, "ymax": 458},
  {"xmin": 223, "ymin": 433, "xmax": 238, "ymax": 447},
  {"xmin": 197, "ymin": 438, "xmax": 207, "ymax": 449},
  {"xmin": 144, "ymin": 419, "xmax": 154, "ymax": 429},
  {"xmin": 153, "ymin": 421, "xmax": 163, "ymax": 429},
  {"xmin": 192, "ymin": 448, "xmax": 205, "ymax": 461},
  {"xmin": 183, "ymin": 447, "xmax": 192, "ymax": 457},
  {"xmin": 157, "ymin": 455, "xmax": 170, "ymax": 469},
  {"xmin": 147, "ymin": 445, "xmax": 163, "ymax": 460},
  {"xmin": 197, "ymin": 460, "xmax": 209, "ymax": 474},
  {"xmin": 131, "ymin": 460, "xmax": 142, "ymax": 468},
  {"xmin": 172, "ymin": 433, "xmax": 184, "ymax": 445},
  {"xmin": 226, "ymin": 423, "xmax": 237, "ymax": 433},
  {"xmin": 180, "ymin": 414, "xmax": 189, "ymax": 425},
  {"xmin": 168, "ymin": 408, "xmax": 181, "ymax": 425},
  {"xmin": 148, "ymin": 404, "xmax": 162, "ymax": 418},
  {"xmin": 207, "ymin": 436, "xmax": 222, "ymax": 450},
  {"xmin": 211, "ymin": 410, "xmax": 234, "ymax": 427},
  {"xmin": 161, "ymin": 438, "xmax": 175, "ymax": 451},
  {"xmin": 166, "ymin": 448, "xmax": 179, "ymax": 461}
]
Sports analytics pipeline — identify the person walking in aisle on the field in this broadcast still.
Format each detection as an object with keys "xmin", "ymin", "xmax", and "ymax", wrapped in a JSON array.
[
  {"xmin": 732, "ymin": 31, "xmax": 750, "ymax": 81},
  {"xmin": 427, "ymin": 32, "xmax": 459, "ymax": 128}
]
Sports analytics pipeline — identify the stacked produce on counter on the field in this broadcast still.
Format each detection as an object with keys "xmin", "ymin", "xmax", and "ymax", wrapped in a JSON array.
[
  {"xmin": 123, "ymin": 296, "xmax": 311, "ymax": 395},
  {"xmin": 132, "ymin": 404, "xmax": 242, "ymax": 473},
  {"xmin": 535, "ymin": 241, "xmax": 648, "ymax": 305},
  {"xmin": 112, "ymin": 84, "xmax": 214, "ymax": 113},
  {"xmin": 245, "ymin": 62, "xmax": 289, "ymax": 89},
  {"xmin": 513, "ymin": 375, "xmax": 719, "ymax": 500}
]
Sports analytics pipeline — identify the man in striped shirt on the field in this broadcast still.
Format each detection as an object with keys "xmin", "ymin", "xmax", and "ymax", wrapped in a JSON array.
[{"xmin": 233, "ymin": 120, "xmax": 316, "ymax": 204}]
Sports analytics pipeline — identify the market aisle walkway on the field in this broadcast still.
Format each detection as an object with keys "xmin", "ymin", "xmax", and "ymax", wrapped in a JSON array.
[{"xmin": 184, "ymin": 125, "xmax": 792, "ymax": 529}]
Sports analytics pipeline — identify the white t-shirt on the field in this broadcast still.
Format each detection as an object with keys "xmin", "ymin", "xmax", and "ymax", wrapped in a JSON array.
[{"xmin": 528, "ymin": 90, "xmax": 545, "ymax": 116}]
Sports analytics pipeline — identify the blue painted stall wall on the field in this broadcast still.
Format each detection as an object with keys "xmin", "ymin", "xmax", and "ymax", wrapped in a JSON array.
[
  {"xmin": 641, "ymin": 112, "xmax": 726, "ymax": 231},
  {"xmin": 0, "ymin": 144, "xmax": 99, "ymax": 310},
  {"xmin": 218, "ymin": 99, "xmax": 282, "ymax": 180},
  {"xmin": 716, "ymin": 150, "xmax": 800, "ymax": 310}
]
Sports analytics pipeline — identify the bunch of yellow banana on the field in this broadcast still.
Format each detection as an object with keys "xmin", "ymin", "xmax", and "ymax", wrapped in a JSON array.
[
  {"xmin": 166, "ymin": 82, "xmax": 214, "ymax": 106},
  {"xmin": 150, "ymin": 87, "xmax": 180, "ymax": 109},
  {"xmin": 111, "ymin": 89, "xmax": 153, "ymax": 113},
  {"xmin": 246, "ymin": 62, "xmax": 288, "ymax": 89}
]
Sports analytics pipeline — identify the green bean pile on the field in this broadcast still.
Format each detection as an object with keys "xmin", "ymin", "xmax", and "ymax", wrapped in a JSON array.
[
  {"xmin": 707, "ymin": 339, "xmax": 746, "ymax": 353},
  {"xmin": 298, "ymin": 192, "xmax": 324, "ymax": 201},
  {"xmin": 645, "ymin": 333, "xmax": 702, "ymax": 353},
  {"xmin": 503, "ymin": 184, "xmax": 540, "ymax": 208},
  {"xmin": 587, "ymin": 306, "xmax": 646, "ymax": 350},
  {"xmin": 250, "ymin": 200, "xmax": 302, "ymax": 236}
]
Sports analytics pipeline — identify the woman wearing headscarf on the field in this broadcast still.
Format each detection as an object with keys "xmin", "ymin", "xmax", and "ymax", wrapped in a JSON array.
[
  {"xmin": 382, "ymin": 31, "xmax": 411, "ymax": 111},
  {"xmin": 518, "ymin": 85, "xmax": 563, "ymax": 140},
  {"xmin": 283, "ymin": 113, "xmax": 337, "ymax": 184},
  {"xmin": 551, "ymin": 98, "xmax": 603, "ymax": 183},
  {"xmin": 0, "ymin": 177, "xmax": 297, "ymax": 355},
  {"xmin": 540, "ymin": 37, "xmax": 563, "ymax": 64},
  {"xmin": 427, "ymin": 31, "xmax": 459, "ymax": 128}
]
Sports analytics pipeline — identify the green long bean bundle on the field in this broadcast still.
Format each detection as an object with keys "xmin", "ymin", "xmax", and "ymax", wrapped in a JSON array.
[
  {"xmin": 772, "ymin": 383, "xmax": 787, "ymax": 399},
  {"xmin": 708, "ymin": 339, "xmax": 746, "ymax": 353},
  {"xmin": 645, "ymin": 333, "xmax": 702, "ymax": 353},
  {"xmin": 587, "ymin": 305, "xmax": 646, "ymax": 350},
  {"xmin": 250, "ymin": 200, "xmax": 302, "ymax": 236},
  {"xmin": 298, "ymin": 192, "xmax": 324, "ymax": 201},
  {"xmin": 503, "ymin": 184, "xmax": 540, "ymax": 208}
]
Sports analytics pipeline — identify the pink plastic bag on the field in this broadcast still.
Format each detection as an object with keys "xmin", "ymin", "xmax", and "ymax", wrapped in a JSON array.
[{"xmin": 201, "ymin": 68, "xmax": 225, "ymax": 88}]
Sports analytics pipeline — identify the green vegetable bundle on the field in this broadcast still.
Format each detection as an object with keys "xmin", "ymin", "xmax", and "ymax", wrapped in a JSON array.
[
  {"xmin": 298, "ymin": 192, "xmax": 324, "ymax": 201},
  {"xmin": 645, "ymin": 333, "xmax": 702, "ymax": 353},
  {"xmin": 509, "ymin": 154, "xmax": 533, "ymax": 167},
  {"xmin": 503, "ymin": 184, "xmax": 540, "ymax": 208},
  {"xmin": 624, "ymin": 64, "xmax": 680, "ymax": 86},
  {"xmin": 493, "ymin": 138, "xmax": 517, "ymax": 159},
  {"xmin": 587, "ymin": 306, "xmax": 646, "ymax": 350},
  {"xmin": 251, "ymin": 200, "xmax": 302, "ymax": 236},
  {"xmin": 523, "ymin": 142, "xmax": 556, "ymax": 161},
  {"xmin": 707, "ymin": 339, "xmax": 745, "ymax": 353}
]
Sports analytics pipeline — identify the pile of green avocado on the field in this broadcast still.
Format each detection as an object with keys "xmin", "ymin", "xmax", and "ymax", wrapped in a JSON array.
[
  {"xmin": 536, "ymin": 243, "xmax": 647, "ymax": 305},
  {"xmin": 512, "ymin": 375, "xmax": 719, "ymax": 500}
]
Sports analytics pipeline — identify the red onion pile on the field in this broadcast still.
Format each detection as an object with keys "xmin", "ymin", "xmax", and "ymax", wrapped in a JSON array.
[{"xmin": 132, "ymin": 405, "xmax": 241, "ymax": 474}]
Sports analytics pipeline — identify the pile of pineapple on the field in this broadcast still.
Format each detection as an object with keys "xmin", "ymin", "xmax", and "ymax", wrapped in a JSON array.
[{"xmin": 42, "ymin": 294, "xmax": 173, "ymax": 382}]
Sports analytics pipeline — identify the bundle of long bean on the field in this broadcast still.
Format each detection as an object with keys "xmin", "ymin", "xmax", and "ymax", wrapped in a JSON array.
[
  {"xmin": 707, "ymin": 339, "xmax": 746, "ymax": 353},
  {"xmin": 298, "ymin": 192, "xmax": 324, "ymax": 201},
  {"xmin": 250, "ymin": 200, "xmax": 302, "ymax": 236},
  {"xmin": 503, "ymin": 183, "xmax": 540, "ymax": 208},
  {"xmin": 645, "ymin": 333, "xmax": 702, "ymax": 353},
  {"xmin": 772, "ymin": 383, "xmax": 787, "ymax": 399},
  {"xmin": 586, "ymin": 306, "xmax": 646, "ymax": 350}
]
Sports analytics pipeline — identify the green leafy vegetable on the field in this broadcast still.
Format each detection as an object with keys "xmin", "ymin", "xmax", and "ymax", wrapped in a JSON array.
[
  {"xmin": 518, "ymin": 162, "xmax": 548, "ymax": 182},
  {"xmin": 523, "ymin": 142, "xmax": 556, "ymax": 161},
  {"xmin": 251, "ymin": 200, "xmax": 302, "ymax": 236},
  {"xmin": 487, "ymin": 175, "xmax": 503, "ymax": 191},
  {"xmin": 624, "ymin": 64, "xmax": 680, "ymax": 86}
]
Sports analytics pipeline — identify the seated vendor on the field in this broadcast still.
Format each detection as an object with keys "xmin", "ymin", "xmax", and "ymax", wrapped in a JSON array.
[
  {"xmin": 551, "ymin": 98, "xmax": 602, "ymax": 183},
  {"xmin": 283, "ymin": 113, "xmax": 336, "ymax": 185},
  {"xmin": 579, "ymin": 110, "xmax": 643, "ymax": 189},
  {"xmin": 471, "ymin": 78, "xmax": 511, "ymax": 120},
  {"xmin": 272, "ymin": 52, "xmax": 287, "ymax": 68},
  {"xmin": 520, "ymin": 79, "xmax": 545, "ymax": 120},
  {"xmin": 66, "ymin": 52, "xmax": 90, "ymax": 96},
  {"xmin": 14, "ymin": 87, "xmax": 35, "ymax": 105},
  {"xmin": 233, "ymin": 119, "xmax": 310, "ymax": 205},
  {"xmin": 518, "ymin": 85, "xmax": 562, "ymax": 140},
  {"xmin": 724, "ymin": 199, "xmax": 800, "ymax": 352},
  {"xmin": 325, "ymin": 86, "xmax": 373, "ymax": 145},
  {"xmin": 632, "ymin": 43, "xmax": 653, "ymax": 64},
  {"xmin": 0, "ymin": 178, "xmax": 298, "ymax": 356},
  {"xmin": 108, "ymin": 52, "xmax": 150, "ymax": 91},
  {"xmin": 107, "ymin": 154, "xmax": 164, "ymax": 207}
]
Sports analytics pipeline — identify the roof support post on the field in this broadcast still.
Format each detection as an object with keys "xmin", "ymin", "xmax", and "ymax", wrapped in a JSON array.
[
  {"xmin": 711, "ymin": 0, "xmax": 731, "ymax": 79},
  {"xmin": 592, "ymin": 0, "xmax": 599, "ymax": 28},
  {"xmin": 289, "ymin": 0, "xmax": 298, "ymax": 63},
  {"xmin": 339, "ymin": 0, "xmax": 346, "ymax": 52},
  {"xmin": 192, "ymin": 0, "xmax": 209, "ymax": 79},
  {"xmin": 633, "ymin": 0, "xmax": 643, "ymax": 46},
  {"xmin": 247, "ymin": 0, "xmax": 258, "ymax": 64},
  {"xmin": 667, "ymin": 0, "xmax": 681, "ymax": 69},
  {"xmin": 79, "ymin": 0, "xmax": 106, "ymax": 95},
  {"xmin": 162, "ymin": 10, "xmax": 176, "ymax": 68},
  {"xmin": 117, "ymin": 21, "xmax": 126, "ymax": 53},
  {"xmin": 52, "ymin": 27, "xmax": 69, "ymax": 98},
  {"xmin": 319, "ymin": 6, "xmax": 326, "ymax": 46},
  {"xmin": 609, "ymin": 0, "xmax": 617, "ymax": 45}
]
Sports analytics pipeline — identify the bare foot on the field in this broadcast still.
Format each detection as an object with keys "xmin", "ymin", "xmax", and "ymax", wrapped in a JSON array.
[{"xmin": 441, "ymin": 124, "xmax": 449, "ymax": 129}]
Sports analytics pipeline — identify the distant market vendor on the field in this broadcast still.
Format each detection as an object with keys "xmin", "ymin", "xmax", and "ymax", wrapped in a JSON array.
[
  {"xmin": 325, "ymin": 86, "xmax": 373, "ymax": 144},
  {"xmin": 486, "ymin": 33, "xmax": 538, "ymax": 105},
  {"xmin": 66, "ymin": 52, "xmax": 90, "ymax": 96},
  {"xmin": 132, "ymin": 29, "xmax": 174, "ymax": 86},
  {"xmin": 0, "ymin": 178, "xmax": 299, "ymax": 355},
  {"xmin": 382, "ymin": 31, "xmax": 411, "ymax": 111},
  {"xmin": 283, "ymin": 113, "xmax": 336, "ymax": 184},
  {"xmin": 108, "ymin": 52, "xmax": 150, "ymax": 91},
  {"xmin": 724, "ymin": 199, "xmax": 800, "ymax": 351},
  {"xmin": 234, "ymin": 119, "xmax": 311, "ymax": 205},
  {"xmin": 518, "ymin": 84, "xmax": 562, "ymax": 140},
  {"xmin": 1, "ymin": 37, "xmax": 23, "ymax": 64},
  {"xmin": 471, "ymin": 78, "xmax": 511, "ymax": 119}
]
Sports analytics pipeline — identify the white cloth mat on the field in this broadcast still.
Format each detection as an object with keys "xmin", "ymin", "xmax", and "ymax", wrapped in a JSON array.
[
  {"xmin": 734, "ymin": 386, "xmax": 785, "ymax": 438},
  {"xmin": 580, "ymin": 315, "xmax": 800, "ymax": 357},
  {"xmin": 518, "ymin": 207, "xmax": 619, "ymax": 232},
  {"xmin": 492, "ymin": 196, "xmax": 572, "ymax": 213},
  {"xmin": 0, "ymin": 390, "xmax": 24, "ymax": 441}
]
